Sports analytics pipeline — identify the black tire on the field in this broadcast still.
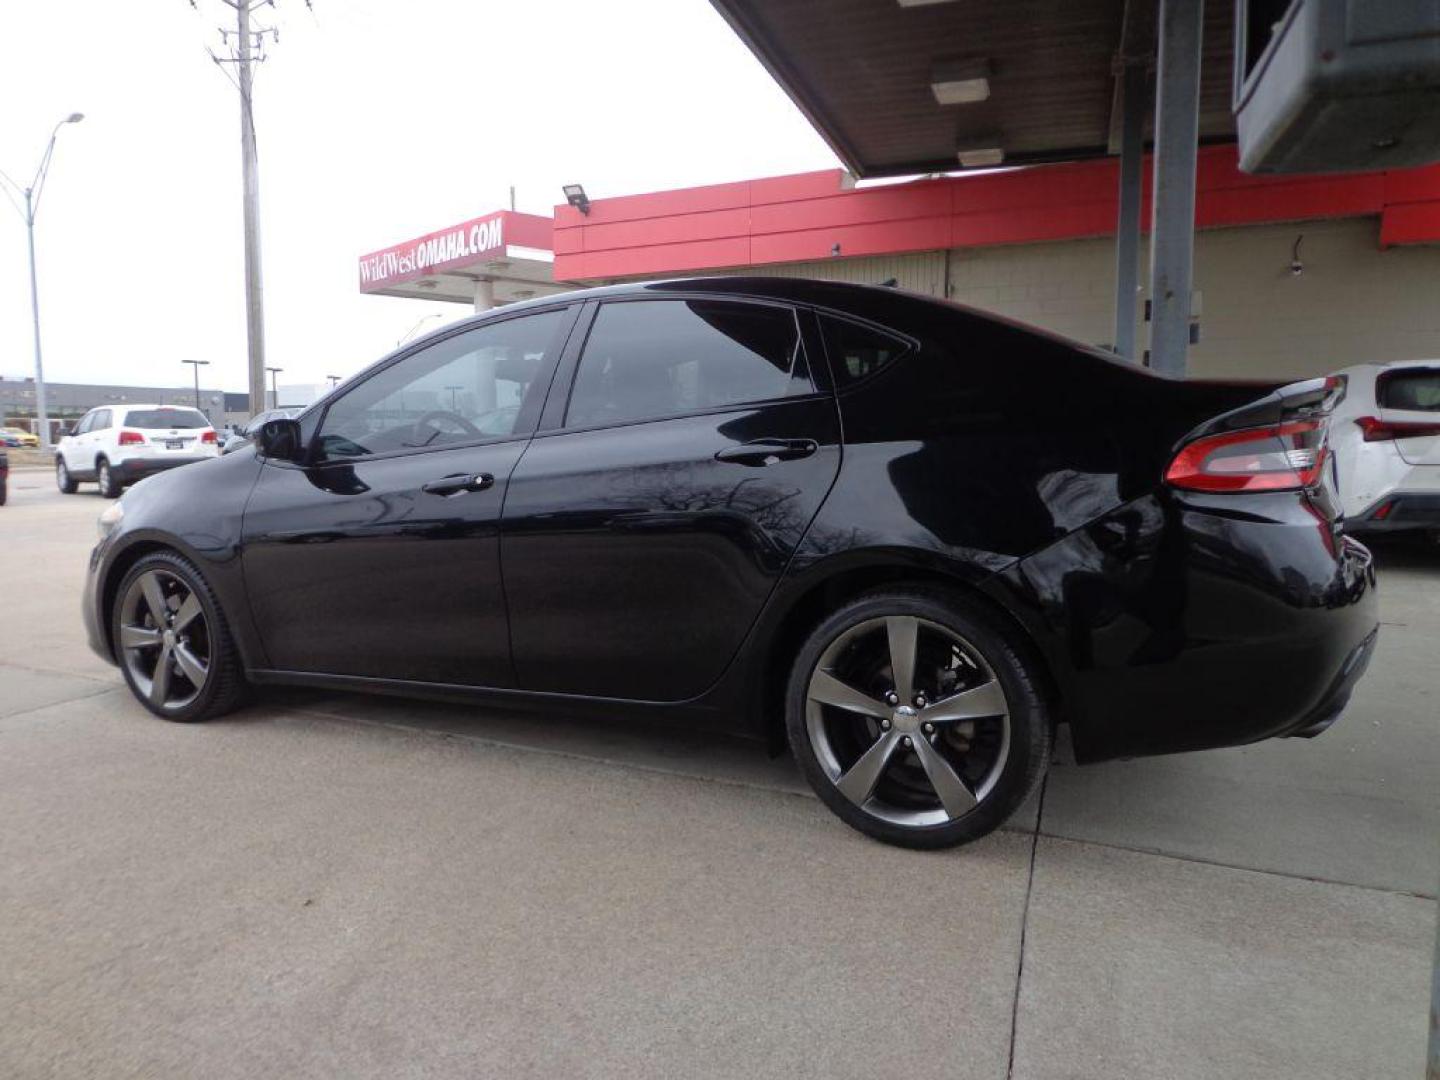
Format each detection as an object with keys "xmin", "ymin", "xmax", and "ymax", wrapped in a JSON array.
[
  {"xmin": 56, "ymin": 457, "xmax": 78, "ymax": 494},
  {"xmin": 785, "ymin": 586, "xmax": 1052, "ymax": 850},
  {"xmin": 0, "ymin": 475, "xmax": 7, "ymax": 506},
  {"xmin": 97, "ymin": 458, "xmax": 121, "ymax": 499},
  {"xmin": 111, "ymin": 550, "xmax": 249, "ymax": 722}
]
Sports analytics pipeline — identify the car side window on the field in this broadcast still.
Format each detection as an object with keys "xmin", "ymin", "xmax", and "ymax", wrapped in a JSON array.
[
  {"xmin": 565, "ymin": 299, "xmax": 811, "ymax": 428},
  {"xmin": 73, "ymin": 412, "xmax": 95, "ymax": 435},
  {"xmin": 821, "ymin": 315, "xmax": 910, "ymax": 389},
  {"xmin": 315, "ymin": 309, "xmax": 565, "ymax": 462},
  {"xmin": 92, "ymin": 409, "xmax": 112, "ymax": 431}
]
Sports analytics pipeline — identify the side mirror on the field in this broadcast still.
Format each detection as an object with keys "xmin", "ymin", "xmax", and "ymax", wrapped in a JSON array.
[
  {"xmin": 254, "ymin": 418, "xmax": 304, "ymax": 462},
  {"xmin": 67, "ymin": 425, "xmax": 79, "ymax": 437}
]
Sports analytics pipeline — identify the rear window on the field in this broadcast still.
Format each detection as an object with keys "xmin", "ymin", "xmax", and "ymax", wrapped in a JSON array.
[
  {"xmin": 821, "ymin": 316, "xmax": 910, "ymax": 389},
  {"xmin": 1377, "ymin": 369, "xmax": 1440, "ymax": 412},
  {"xmin": 124, "ymin": 408, "xmax": 210, "ymax": 429}
]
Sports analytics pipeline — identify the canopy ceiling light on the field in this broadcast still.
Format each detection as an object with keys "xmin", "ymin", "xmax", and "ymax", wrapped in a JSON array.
[
  {"xmin": 956, "ymin": 139, "xmax": 1005, "ymax": 168},
  {"xmin": 931, "ymin": 58, "xmax": 991, "ymax": 105}
]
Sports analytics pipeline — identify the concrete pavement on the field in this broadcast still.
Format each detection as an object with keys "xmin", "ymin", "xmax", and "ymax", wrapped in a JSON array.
[{"xmin": 0, "ymin": 471, "xmax": 1434, "ymax": 1079}]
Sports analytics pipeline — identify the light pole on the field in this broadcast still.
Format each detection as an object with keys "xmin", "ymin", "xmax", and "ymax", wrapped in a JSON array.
[
  {"xmin": 265, "ymin": 366, "xmax": 283, "ymax": 411},
  {"xmin": 397, "ymin": 312, "xmax": 443, "ymax": 346},
  {"xmin": 182, "ymin": 359, "xmax": 210, "ymax": 416},
  {"xmin": 326, "ymin": 374, "xmax": 341, "ymax": 390},
  {"xmin": 444, "ymin": 385, "xmax": 463, "ymax": 411},
  {"xmin": 0, "ymin": 112, "xmax": 85, "ymax": 451}
]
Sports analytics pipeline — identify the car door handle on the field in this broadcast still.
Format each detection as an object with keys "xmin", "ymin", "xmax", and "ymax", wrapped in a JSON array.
[
  {"xmin": 421, "ymin": 472, "xmax": 494, "ymax": 496},
  {"xmin": 714, "ymin": 438, "xmax": 819, "ymax": 467}
]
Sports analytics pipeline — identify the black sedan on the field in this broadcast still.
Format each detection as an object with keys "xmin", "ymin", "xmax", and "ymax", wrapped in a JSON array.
[{"xmin": 83, "ymin": 278, "xmax": 1378, "ymax": 848}]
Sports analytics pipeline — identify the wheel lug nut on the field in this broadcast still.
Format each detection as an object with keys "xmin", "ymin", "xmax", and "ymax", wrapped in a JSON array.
[
  {"xmin": 885, "ymin": 692, "xmax": 898, "ymax": 706},
  {"xmin": 923, "ymin": 722, "xmax": 935, "ymax": 734},
  {"xmin": 880, "ymin": 719, "xmax": 891, "ymax": 730},
  {"xmin": 901, "ymin": 736, "xmax": 912, "ymax": 748}
]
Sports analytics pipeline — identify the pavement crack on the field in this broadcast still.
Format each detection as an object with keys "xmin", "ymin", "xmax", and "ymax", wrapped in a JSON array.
[
  {"xmin": 1034, "ymin": 829, "xmax": 1437, "ymax": 901},
  {"xmin": 0, "ymin": 685, "xmax": 121, "ymax": 727},
  {"xmin": 1005, "ymin": 771, "xmax": 1048, "ymax": 1080}
]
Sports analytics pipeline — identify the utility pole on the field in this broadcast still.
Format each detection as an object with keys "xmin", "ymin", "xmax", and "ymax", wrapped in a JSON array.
[
  {"xmin": 237, "ymin": 0, "xmax": 266, "ymax": 417},
  {"xmin": 182, "ymin": 359, "xmax": 210, "ymax": 414},
  {"xmin": 265, "ymin": 365, "xmax": 283, "ymax": 410},
  {"xmin": 196, "ymin": 0, "xmax": 311, "ymax": 416}
]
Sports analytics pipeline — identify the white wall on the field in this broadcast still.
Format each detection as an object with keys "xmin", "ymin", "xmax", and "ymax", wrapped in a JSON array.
[{"xmin": 682, "ymin": 217, "xmax": 1440, "ymax": 383}]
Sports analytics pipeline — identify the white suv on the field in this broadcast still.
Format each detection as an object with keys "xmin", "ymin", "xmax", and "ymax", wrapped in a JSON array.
[
  {"xmin": 56, "ymin": 404, "xmax": 220, "ymax": 498},
  {"xmin": 1330, "ymin": 360, "xmax": 1440, "ymax": 540}
]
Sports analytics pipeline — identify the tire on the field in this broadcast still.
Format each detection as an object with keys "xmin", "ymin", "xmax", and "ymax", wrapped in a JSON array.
[
  {"xmin": 97, "ymin": 458, "xmax": 121, "ymax": 499},
  {"xmin": 56, "ymin": 457, "xmax": 78, "ymax": 494},
  {"xmin": 785, "ymin": 586, "xmax": 1052, "ymax": 849},
  {"xmin": 111, "ymin": 550, "xmax": 249, "ymax": 722}
]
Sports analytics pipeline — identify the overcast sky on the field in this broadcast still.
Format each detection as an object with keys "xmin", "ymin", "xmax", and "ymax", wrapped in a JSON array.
[{"xmin": 0, "ymin": 0, "xmax": 838, "ymax": 395}]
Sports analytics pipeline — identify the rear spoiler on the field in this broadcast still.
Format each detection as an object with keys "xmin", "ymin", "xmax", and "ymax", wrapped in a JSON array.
[{"xmin": 1179, "ymin": 374, "xmax": 1347, "ymax": 447}]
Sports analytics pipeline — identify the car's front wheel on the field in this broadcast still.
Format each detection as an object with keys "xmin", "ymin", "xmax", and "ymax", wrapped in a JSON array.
[
  {"xmin": 56, "ymin": 458, "xmax": 77, "ymax": 494},
  {"xmin": 112, "ymin": 551, "xmax": 248, "ymax": 722},
  {"xmin": 786, "ymin": 587, "xmax": 1052, "ymax": 849}
]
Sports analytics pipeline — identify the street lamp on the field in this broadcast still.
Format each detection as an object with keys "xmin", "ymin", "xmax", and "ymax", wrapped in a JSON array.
[
  {"xmin": 0, "ymin": 112, "xmax": 84, "ymax": 451},
  {"xmin": 265, "ymin": 366, "xmax": 282, "ymax": 410},
  {"xmin": 444, "ymin": 385, "xmax": 463, "ymax": 411},
  {"xmin": 326, "ymin": 374, "xmax": 341, "ymax": 389},
  {"xmin": 182, "ymin": 359, "xmax": 210, "ymax": 415},
  {"xmin": 397, "ymin": 312, "xmax": 444, "ymax": 346}
]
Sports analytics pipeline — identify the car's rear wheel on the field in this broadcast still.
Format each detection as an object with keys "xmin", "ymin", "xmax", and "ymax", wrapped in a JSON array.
[
  {"xmin": 786, "ymin": 587, "xmax": 1052, "ymax": 849},
  {"xmin": 97, "ymin": 458, "xmax": 121, "ymax": 499},
  {"xmin": 56, "ymin": 458, "xmax": 77, "ymax": 494},
  {"xmin": 112, "ymin": 552, "xmax": 248, "ymax": 722}
]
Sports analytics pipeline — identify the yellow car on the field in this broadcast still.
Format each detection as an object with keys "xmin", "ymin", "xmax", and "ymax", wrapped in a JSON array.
[{"xmin": 1, "ymin": 427, "xmax": 39, "ymax": 449}]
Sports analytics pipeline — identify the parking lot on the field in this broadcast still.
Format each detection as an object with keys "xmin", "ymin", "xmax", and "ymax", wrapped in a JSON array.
[{"xmin": 1, "ymin": 468, "xmax": 1435, "ymax": 1079}]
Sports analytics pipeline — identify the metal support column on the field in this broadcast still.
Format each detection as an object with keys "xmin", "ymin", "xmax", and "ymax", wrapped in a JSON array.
[
  {"xmin": 1147, "ymin": 0, "xmax": 1204, "ymax": 377},
  {"xmin": 1113, "ymin": 62, "xmax": 1146, "ymax": 361}
]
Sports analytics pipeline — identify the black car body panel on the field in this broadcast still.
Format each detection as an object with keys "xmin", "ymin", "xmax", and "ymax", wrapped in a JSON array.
[{"xmin": 83, "ymin": 276, "xmax": 1378, "ymax": 763}]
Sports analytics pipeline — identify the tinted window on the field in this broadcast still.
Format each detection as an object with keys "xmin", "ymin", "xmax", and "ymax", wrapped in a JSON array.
[
  {"xmin": 125, "ymin": 408, "xmax": 205, "ymax": 429},
  {"xmin": 1378, "ymin": 369, "xmax": 1440, "ymax": 412},
  {"xmin": 822, "ymin": 316, "xmax": 909, "ymax": 388},
  {"xmin": 566, "ymin": 300, "xmax": 808, "ymax": 428},
  {"xmin": 316, "ymin": 309, "xmax": 564, "ymax": 461}
]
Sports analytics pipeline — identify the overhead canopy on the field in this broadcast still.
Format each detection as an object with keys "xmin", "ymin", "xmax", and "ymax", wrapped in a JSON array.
[
  {"xmin": 709, "ymin": 0, "xmax": 1238, "ymax": 177},
  {"xmin": 357, "ymin": 210, "xmax": 567, "ymax": 307}
]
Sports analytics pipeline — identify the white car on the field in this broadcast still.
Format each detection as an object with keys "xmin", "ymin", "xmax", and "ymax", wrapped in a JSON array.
[
  {"xmin": 55, "ymin": 404, "xmax": 220, "ymax": 498},
  {"xmin": 1330, "ymin": 361, "xmax": 1440, "ymax": 540}
]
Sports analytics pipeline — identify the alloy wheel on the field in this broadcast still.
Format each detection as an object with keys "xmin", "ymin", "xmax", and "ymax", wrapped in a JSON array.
[
  {"xmin": 805, "ymin": 615, "xmax": 1010, "ymax": 828},
  {"xmin": 117, "ymin": 568, "xmax": 212, "ymax": 712}
]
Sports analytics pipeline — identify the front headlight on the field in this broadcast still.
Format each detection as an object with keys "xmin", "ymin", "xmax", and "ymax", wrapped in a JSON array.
[{"xmin": 97, "ymin": 501, "xmax": 124, "ymax": 540}]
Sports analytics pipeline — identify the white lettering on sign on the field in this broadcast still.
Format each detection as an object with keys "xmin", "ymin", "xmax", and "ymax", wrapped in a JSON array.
[{"xmin": 359, "ymin": 215, "xmax": 505, "ymax": 287}]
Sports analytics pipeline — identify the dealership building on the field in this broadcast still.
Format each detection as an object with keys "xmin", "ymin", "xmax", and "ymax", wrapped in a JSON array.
[{"xmin": 359, "ymin": 145, "xmax": 1440, "ymax": 386}]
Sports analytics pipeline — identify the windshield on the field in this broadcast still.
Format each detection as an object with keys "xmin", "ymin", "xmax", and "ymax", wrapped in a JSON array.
[{"xmin": 125, "ymin": 408, "xmax": 210, "ymax": 429}]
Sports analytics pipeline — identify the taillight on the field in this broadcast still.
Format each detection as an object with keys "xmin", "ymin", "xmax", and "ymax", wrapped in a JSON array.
[
  {"xmin": 117, "ymin": 430, "xmax": 145, "ymax": 446},
  {"xmin": 201, "ymin": 430, "xmax": 217, "ymax": 444},
  {"xmin": 1355, "ymin": 416, "xmax": 1440, "ymax": 442},
  {"xmin": 1165, "ymin": 420, "xmax": 1328, "ymax": 493}
]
